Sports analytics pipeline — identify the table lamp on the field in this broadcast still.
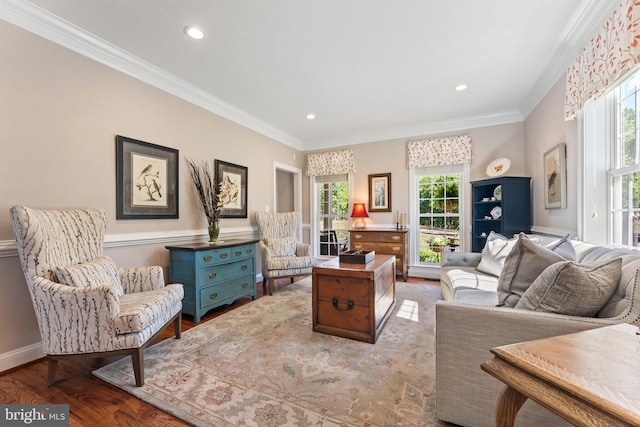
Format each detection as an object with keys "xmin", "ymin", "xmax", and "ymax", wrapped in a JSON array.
[{"xmin": 351, "ymin": 203, "xmax": 369, "ymax": 229}]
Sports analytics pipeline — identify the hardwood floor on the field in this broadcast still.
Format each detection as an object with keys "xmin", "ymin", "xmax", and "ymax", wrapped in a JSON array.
[{"xmin": 0, "ymin": 275, "xmax": 439, "ymax": 426}]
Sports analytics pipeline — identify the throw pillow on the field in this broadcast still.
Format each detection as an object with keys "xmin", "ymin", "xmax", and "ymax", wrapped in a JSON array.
[
  {"xmin": 54, "ymin": 256, "xmax": 124, "ymax": 297},
  {"xmin": 476, "ymin": 232, "xmax": 519, "ymax": 277},
  {"xmin": 497, "ymin": 235, "xmax": 566, "ymax": 307},
  {"xmin": 545, "ymin": 234, "xmax": 577, "ymax": 261},
  {"xmin": 515, "ymin": 258, "xmax": 622, "ymax": 316},
  {"xmin": 267, "ymin": 236, "xmax": 297, "ymax": 257},
  {"xmin": 476, "ymin": 232, "xmax": 542, "ymax": 277}
]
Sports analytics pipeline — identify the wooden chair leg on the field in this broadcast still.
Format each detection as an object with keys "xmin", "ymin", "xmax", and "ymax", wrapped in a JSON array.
[
  {"xmin": 290, "ymin": 277, "xmax": 294, "ymax": 283},
  {"xmin": 262, "ymin": 277, "xmax": 267, "ymax": 287},
  {"xmin": 131, "ymin": 348, "xmax": 144, "ymax": 387},
  {"xmin": 174, "ymin": 313, "xmax": 182, "ymax": 339},
  {"xmin": 47, "ymin": 358, "xmax": 58, "ymax": 386},
  {"xmin": 268, "ymin": 278, "xmax": 273, "ymax": 296}
]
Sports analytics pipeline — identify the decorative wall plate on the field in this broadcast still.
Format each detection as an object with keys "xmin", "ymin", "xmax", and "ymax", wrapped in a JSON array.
[
  {"xmin": 486, "ymin": 158, "xmax": 511, "ymax": 177},
  {"xmin": 490, "ymin": 206, "xmax": 502, "ymax": 220},
  {"xmin": 493, "ymin": 185, "xmax": 502, "ymax": 200}
]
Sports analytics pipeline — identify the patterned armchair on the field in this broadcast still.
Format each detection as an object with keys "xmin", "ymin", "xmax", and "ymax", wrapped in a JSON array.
[
  {"xmin": 10, "ymin": 206, "xmax": 184, "ymax": 387},
  {"xmin": 255, "ymin": 212, "xmax": 316, "ymax": 295}
]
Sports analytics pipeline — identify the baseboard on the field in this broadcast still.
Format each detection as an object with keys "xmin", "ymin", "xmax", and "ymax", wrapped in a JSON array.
[
  {"xmin": 407, "ymin": 264, "xmax": 440, "ymax": 280},
  {"xmin": 0, "ymin": 342, "xmax": 45, "ymax": 373}
]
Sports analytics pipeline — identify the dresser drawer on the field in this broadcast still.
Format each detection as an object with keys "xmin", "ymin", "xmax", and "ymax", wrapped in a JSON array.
[
  {"xmin": 231, "ymin": 244, "xmax": 255, "ymax": 260},
  {"xmin": 197, "ymin": 248, "xmax": 232, "ymax": 266},
  {"xmin": 351, "ymin": 231, "xmax": 404, "ymax": 243},
  {"xmin": 201, "ymin": 259, "xmax": 254, "ymax": 286},
  {"xmin": 351, "ymin": 242, "xmax": 404, "ymax": 255},
  {"xmin": 200, "ymin": 274, "xmax": 255, "ymax": 309}
]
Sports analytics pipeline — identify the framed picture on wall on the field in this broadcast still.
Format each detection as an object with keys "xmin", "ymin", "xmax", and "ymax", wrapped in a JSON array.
[
  {"xmin": 215, "ymin": 159, "xmax": 248, "ymax": 218},
  {"xmin": 368, "ymin": 173, "xmax": 392, "ymax": 212},
  {"xmin": 543, "ymin": 142, "xmax": 567, "ymax": 209},
  {"xmin": 116, "ymin": 135, "xmax": 179, "ymax": 219}
]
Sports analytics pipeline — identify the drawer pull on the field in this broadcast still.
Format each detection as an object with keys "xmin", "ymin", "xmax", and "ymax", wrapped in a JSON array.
[
  {"xmin": 209, "ymin": 272, "xmax": 217, "ymax": 279},
  {"xmin": 392, "ymin": 235, "xmax": 401, "ymax": 240},
  {"xmin": 392, "ymin": 246, "xmax": 401, "ymax": 251},
  {"xmin": 235, "ymin": 250, "xmax": 242, "ymax": 256},
  {"xmin": 354, "ymin": 244, "xmax": 363, "ymax": 250},
  {"xmin": 241, "ymin": 265, "xmax": 248, "ymax": 270},
  {"xmin": 220, "ymin": 253, "xmax": 228, "ymax": 259},
  {"xmin": 203, "ymin": 255, "xmax": 212, "ymax": 261},
  {"xmin": 247, "ymin": 249, "xmax": 252, "ymax": 254},
  {"xmin": 209, "ymin": 293, "xmax": 218, "ymax": 300},
  {"xmin": 354, "ymin": 234, "xmax": 363, "ymax": 239},
  {"xmin": 242, "ymin": 282, "xmax": 248, "ymax": 288},
  {"xmin": 332, "ymin": 297, "xmax": 354, "ymax": 311}
]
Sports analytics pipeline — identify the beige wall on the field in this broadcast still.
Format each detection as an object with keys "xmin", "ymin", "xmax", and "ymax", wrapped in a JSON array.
[
  {"xmin": 524, "ymin": 75, "xmax": 578, "ymax": 235},
  {"xmin": 307, "ymin": 122, "xmax": 526, "ymax": 228},
  {"xmin": 0, "ymin": 21, "xmax": 304, "ymax": 365}
]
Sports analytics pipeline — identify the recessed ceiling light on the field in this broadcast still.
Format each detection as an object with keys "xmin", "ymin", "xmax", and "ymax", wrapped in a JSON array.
[
  {"xmin": 455, "ymin": 84, "xmax": 468, "ymax": 91},
  {"xmin": 184, "ymin": 25, "xmax": 205, "ymax": 40},
  {"xmin": 306, "ymin": 113, "xmax": 316, "ymax": 120}
]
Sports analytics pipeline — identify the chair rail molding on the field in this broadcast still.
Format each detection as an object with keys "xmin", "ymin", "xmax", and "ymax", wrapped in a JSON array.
[{"xmin": 0, "ymin": 226, "xmax": 259, "ymax": 258}]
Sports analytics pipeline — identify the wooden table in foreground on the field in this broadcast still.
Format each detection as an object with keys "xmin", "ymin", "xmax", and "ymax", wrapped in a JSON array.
[
  {"xmin": 312, "ymin": 254, "xmax": 396, "ymax": 343},
  {"xmin": 481, "ymin": 323, "xmax": 640, "ymax": 427}
]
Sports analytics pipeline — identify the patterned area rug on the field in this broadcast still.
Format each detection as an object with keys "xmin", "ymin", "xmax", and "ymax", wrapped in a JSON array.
[{"xmin": 94, "ymin": 278, "xmax": 444, "ymax": 426}]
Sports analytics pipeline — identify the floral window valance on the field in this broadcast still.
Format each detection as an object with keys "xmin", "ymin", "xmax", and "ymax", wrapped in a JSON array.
[
  {"xmin": 565, "ymin": 0, "xmax": 640, "ymax": 120},
  {"xmin": 306, "ymin": 149, "xmax": 355, "ymax": 176},
  {"xmin": 407, "ymin": 135, "xmax": 472, "ymax": 168}
]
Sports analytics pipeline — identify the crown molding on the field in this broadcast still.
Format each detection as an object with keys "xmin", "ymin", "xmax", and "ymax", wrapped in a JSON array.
[
  {"xmin": 0, "ymin": 0, "xmax": 303, "ymax": 150},
  {"xmin": 520, "ymin": 0, "xmax": 619, "ymax": 118},
  {"xmin": 303, "ymin": 109, "xmax": 524, "ymax": 151}
]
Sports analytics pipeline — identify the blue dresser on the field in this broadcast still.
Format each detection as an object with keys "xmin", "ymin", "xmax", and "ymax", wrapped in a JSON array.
[{"xmin": 166, "ymin": 239, "xmax": 259, "ymax": 323}]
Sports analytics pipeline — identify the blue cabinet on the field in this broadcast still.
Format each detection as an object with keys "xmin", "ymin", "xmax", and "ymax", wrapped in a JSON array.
[
  {"xmin": 471, "ymin": 177, "xmax": 531, "ymax": 252},
  {"xmin": 166, "ymin": 239, "xmax": 258, "ymax": 322}
]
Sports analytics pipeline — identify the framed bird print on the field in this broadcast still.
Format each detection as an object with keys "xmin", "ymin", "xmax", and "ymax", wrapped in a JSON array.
[
  {"xmin": 543, "ymin": 142, "xmax": 566, "ymax": 210},
  {"xmin": 116, "ymin": 135, "xmax": 179, "ymax": 219},
  {"xmin": 215, "ymin": 159, "xmax": 248, "ymax": 218}
]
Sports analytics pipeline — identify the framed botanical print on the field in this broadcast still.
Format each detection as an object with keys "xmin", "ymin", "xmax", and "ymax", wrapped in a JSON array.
[
  {"xmin": 116, "ymin": 135, "xmax": 179, "ymax": 219},
  {"xmin": 544, "ymin": 142, "xmax": 567, "ymax": 209},
  {"xmin": 368, "ymin": 173, "xmax": 392, "ymax": 212},
  {"xmin": 215, "ymin": 159, "xmax": 248, "ymax": 218}
]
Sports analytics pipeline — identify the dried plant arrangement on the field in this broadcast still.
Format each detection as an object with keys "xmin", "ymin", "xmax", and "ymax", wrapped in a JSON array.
[{"xmin": 186, "ymin": 158, "xmax": 222, "ymax": 242}]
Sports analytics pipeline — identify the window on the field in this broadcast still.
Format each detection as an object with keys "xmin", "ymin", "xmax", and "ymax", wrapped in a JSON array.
[
  {"xmin": 582, "ymin": 67, "xmax": 640, "ymax": 247},
  {"xmin": 611, "ymin": 70, "xmax": 640, "ymax": 246},
  {"xmin": 314, "ymin": 174, "xmax": 349, "ymax": 256},
  {"xmin": 413, "ymin": 166, "xmax": 465, "ymax": 264}
]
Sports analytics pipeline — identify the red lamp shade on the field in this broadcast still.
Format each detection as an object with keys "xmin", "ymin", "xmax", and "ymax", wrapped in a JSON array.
[
  {"xmin": 350, "ymin": 203, "xmax": 369, "ymax": 218},
  {"xmin": 350, "ymin": 203, "xmax": 368, "ymax": 229}
]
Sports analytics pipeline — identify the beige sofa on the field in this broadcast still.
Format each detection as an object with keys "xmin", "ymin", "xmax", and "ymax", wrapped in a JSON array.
[{"xmin": 436, "ymin": 240, "xmax": 640, "ymax": 426}]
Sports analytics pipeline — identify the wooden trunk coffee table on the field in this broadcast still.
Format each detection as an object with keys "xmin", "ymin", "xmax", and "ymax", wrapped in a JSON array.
[{"xmin": 312, "ymin": 254, "xmax": 396, "ymax": 343}]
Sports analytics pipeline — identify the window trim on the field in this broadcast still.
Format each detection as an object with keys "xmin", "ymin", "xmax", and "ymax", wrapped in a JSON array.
[{"xmin": 408, "ymin": 163, "xmax": 469, "ymax": 278}]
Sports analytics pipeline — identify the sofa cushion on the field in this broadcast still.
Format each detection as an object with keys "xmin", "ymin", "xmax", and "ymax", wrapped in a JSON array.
[
  {"xmin": 545, "ymin": 234, "xmax": 577, "ymax": 261},
  {"xmin": 497, "ymin": 236, "xmax": 566, "ymax": 307},
  {"xmin": 515, "ymin": 258, "xmax": 621, "ymax": 316},
  {"xmin": 476, "ymin": 232, "xmax": 519, "ymax": 277},
  {"xmin": 54, "ymin": 256, "xmax": 124, "ymax": 297}
]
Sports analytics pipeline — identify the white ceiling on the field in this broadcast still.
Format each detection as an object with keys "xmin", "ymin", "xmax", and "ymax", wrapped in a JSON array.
[{"xmin": 0, "ymin": 1, "xmax": 616, "ymax": 150}]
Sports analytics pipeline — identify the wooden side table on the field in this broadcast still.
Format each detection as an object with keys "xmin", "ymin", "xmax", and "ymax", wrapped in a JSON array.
[{"xmin": 481, "ymin": 323, "xmax": 640, "ymax": 427}]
